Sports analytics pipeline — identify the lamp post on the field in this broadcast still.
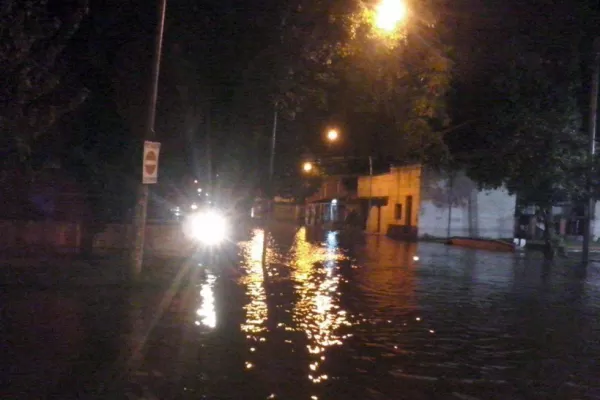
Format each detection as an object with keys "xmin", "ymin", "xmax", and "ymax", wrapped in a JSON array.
[
  {"xmin": 261, "ymin": 107, "xmax": 278, "ymax": 270},
  {"xmin": 368, "ymin": 155, "xmax": 373, "ymax": 231},
  {"xmin": 130, "ymin": 0, "xmax": 167, "ymax": 281},
  {"xmin": 302, "ymin": 128, "xmax": 375, "ymax": 232},
  {"xmin": 326, "ymin": 129, "xmax": 339, "ymax": 142},
  {"xmin": 303, "ymin": 161, "xmax": 314, "ymax": 173},
  {"xmin": 582, "ymin": 37, "xmax": 600, "ymax": 265}
]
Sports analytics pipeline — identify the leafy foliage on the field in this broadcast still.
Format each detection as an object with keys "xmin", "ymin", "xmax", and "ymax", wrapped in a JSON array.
[
  {"xmin": 444, "ymin": 0, "xmax": 594, "ymax": 258},
  {"xmin": 232, "ymin": 0, "xmax": 452, "ymax": 148},
  {"xmin": 465, "ymin": 49, "xmax": 585, "ymax": 207},
  {"xmin": 0, "ymin": 0, "xmax": 89, "ymax": 166},
  {"xmin": 225, "ymin": 0, "xmax": 453, "ymax": 199},
  {"xmin": 338, "ymin": 0, "xmax": 452, "ymax": 135},
  {"xmin": 447, "ymin": 2, "xmax": 590, "ymax": 210}
]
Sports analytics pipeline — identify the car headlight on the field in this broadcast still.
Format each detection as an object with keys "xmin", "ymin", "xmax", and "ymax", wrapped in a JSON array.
[{"xmin": 184, "ymin": 210, "xmax": 228, "ymax": 245}]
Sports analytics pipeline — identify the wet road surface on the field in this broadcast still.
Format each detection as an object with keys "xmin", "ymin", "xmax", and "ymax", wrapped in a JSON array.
[{"xmin": 3, "ymin": 225, "xmax": 600, "ymax": 399}]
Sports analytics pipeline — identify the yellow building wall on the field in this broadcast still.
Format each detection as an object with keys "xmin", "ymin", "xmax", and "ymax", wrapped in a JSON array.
[{"xmin": 358, "ymin": 165, "xmax": 422, "ymax": 234}]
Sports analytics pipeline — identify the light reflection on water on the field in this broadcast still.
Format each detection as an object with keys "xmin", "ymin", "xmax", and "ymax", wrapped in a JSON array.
[
  {"xmin": 196, "ymin": 272, "xmax": 217, "ymax": 328},
  {"xmin": 228, "ymin": 228, "xmax": 600, "ymax": 399},
  {"xmin": 6, "ymin": 226, "xmax": 600, "ymax": 399},
  {"xmin": 239, "ymin": 229, "xmax": 268, "ymax": 340},
  {"xmin": 289, "ymin": 228, "xmax": 351, "ymax": 385}
]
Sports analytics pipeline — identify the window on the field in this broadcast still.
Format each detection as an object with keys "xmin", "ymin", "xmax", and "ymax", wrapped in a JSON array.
[{"xmin": 395, "ymin": 203, "xmax": 403, "ymax": 220}]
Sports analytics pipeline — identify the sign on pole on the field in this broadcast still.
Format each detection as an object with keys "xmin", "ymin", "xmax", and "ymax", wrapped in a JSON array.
[{"xmin": 143, "ymin": 141, "xmax": 161, "ymax": 184}]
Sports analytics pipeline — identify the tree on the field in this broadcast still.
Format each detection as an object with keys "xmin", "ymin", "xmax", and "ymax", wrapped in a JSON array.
[
  {"xmin": 446, "ymin": 1, "xmax": 593, "ymax": 259},
  {"xmin": 330, "ymin": 0, "xmax": 452, "ymax": 160},
  {"xmin": 0, "ymin": 0, "xmax": 89, "ymax": 171},
  {"xmin": 226, "ymin": 0, "xmax": 453, "ymax": 198}
]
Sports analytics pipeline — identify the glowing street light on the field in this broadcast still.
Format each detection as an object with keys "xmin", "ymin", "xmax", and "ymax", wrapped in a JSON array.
[
  {"xmin": 326, "ymin": 129, "xmax": 339, "ymax": 142},
  {"xmin": 375, "ymin": 0, "xmax": 407, "ymax": 32},
  {"xmin": 303, "ymin": 162, "xmax": 314, "ymax": 173}
]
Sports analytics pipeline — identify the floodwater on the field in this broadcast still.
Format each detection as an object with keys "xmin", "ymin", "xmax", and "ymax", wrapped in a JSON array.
[{"xmin": 3, "ymin": 225, "xmax": 600, "ymax": 399}]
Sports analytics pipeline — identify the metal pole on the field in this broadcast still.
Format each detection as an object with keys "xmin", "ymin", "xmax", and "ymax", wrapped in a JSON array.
[
  {"xmin": 130, "ymin": 0, "xmax": 167, "ymax": 281},
  {"xmin": 261, "ymin": 108, "xmax": 277, "ymax": 270},
  {"xmin": 269, "ymin": 110, "xmax": 278, "ymax": 182},
  {"xmin": 367, "ymin": 156, "xmax": 373, "ymax": 232},
  {"xmin": 206, "ymin": 105, "xmax": 212, "ymax": 194},
  {"xmin": 583, "ymin": 37, "xmax": 600, "ymax": 265},
  {"xmin": 447, "ymin": 173, "xmax": 453, "ymax": 240}
]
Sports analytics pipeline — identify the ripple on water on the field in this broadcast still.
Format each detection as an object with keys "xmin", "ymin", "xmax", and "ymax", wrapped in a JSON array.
[{"xmin": 233, "ymin": 229, "xmax": 600, "ymax": 399}]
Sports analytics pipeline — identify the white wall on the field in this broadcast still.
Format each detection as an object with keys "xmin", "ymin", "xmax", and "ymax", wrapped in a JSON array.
[
  {"xmin": 418, "ymin": 169, "xmax": 516, "ymax": 239},
  {"xmin": 419, "ymin": 201, "xmax": 468, "ymax": 238},
  {"xmin": 592, "ymin": 202, "xmax": 600, "ymax": 241},
  {"xmin": 475, "ymin": 189, "xmax": 516, "ymax": 239}
]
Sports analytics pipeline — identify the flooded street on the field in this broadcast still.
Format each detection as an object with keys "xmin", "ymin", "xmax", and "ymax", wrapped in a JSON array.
[{"xmin": 4, "ymin": 225, "xmax": 600, "ymax": 399}]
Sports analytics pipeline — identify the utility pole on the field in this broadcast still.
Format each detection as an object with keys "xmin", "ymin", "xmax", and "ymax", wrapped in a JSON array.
[
  {"xmin": 206, "ymin": 104, "xmax": 213, "ymax": 194},
  {"xmin": 447, "ymin": 173, "xmax": 454, "ymax": 240},
  {"xmin": 261, "ymin": 107, "xmax": 278, "ymax": 271},
  {"xmin": 130, "ymin": 0, "xmax": 167, "ymax": 281},
  {"xmin": 367, "ymin": 156, "xmax": 373, "ymax": 232},
  {"xmin": 582, "ymin": 37, "xmax": 600, "ymax": 265}
]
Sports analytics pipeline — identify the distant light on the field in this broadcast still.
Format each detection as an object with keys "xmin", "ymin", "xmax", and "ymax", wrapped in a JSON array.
[
  {"xmin": 416, "ymin": 317, "xmax": 421, "ymax": 321},
  {"xmin": 194, "ymin": 179, "xmax": 198, "ymax": 183},
  {"xmin": 197, "ymin": 188, "xmax": 202, "ymax": 193},
  {"xmin": 331, "ymin": 199, "xmax": 338, "ymax": 205},
  {"xmin": 303, "ymin": 162, "xmax": 313, "ymax": 172},
  {"xmin": 327, "ymin": 129, "xmax": 339, "ymax": 142},
  {"xmin": 191, "ymin": 203, "xmax": 198, "ymax": 210},
  {"xmin": 413, "ymin": 255, "xmax": 419, "ymax": 261}
]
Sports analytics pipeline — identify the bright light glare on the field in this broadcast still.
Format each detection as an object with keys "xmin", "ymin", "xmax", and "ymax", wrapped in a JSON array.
[
  {"xmin": 186, "ymin": 210, "xmax": 228, "ymax": 245},
  {"xmin": 191, "ymin": 203, "xmax": 198, "ymax": 210},
  {"xmin": 327, "ymin": 129, "xmax": 339, "ymax": 142},
  {"xmin": 413, "ymin": 255, "xmax": 419, "ymax": 261},
  {"xmin": 303, "ymin": 162, "xmax": 313, "ymax": 172},
  {"xmin": 375, "ymin": 0, "xmax": 407, "ymax": 32}
]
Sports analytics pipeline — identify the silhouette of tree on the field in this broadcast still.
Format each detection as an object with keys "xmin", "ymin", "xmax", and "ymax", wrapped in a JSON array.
[{"xmin": 0, "ymin": 0, "xmax": 89, "ymax": 171}]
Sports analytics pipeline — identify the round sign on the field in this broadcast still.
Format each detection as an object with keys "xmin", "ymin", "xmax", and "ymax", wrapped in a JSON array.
[{"xmin": 145, "ymin": 150, "xmax": 157, "ymax": 175}]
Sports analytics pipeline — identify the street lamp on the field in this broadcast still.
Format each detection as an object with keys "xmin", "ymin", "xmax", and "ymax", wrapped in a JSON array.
[
  {"xmin": 326, "ymin": 129, "xmax": 339, "ymax": 142},
  {"xmin": 375, "ymin": 0, "xmax": 407, "ymax": 32},
  {"xmin": 303, "ymin": 161, "xmax": 314, "ymax": 173},
  {"xmin": 318, "ymin": 129, "xmax": 374, "ymax": 231}
]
